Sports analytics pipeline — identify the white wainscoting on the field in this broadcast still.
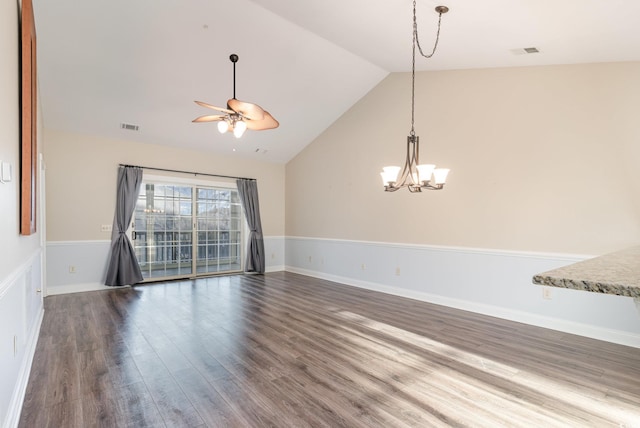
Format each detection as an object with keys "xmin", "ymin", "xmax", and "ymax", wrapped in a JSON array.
[
  {"xmin": 46, "ymin": 240, "xmax": 113, "ymax": 295},
  {"xmin": 285, "ymin": 236, "xmax": 640, "ymax": 348},
  {"xmin": 46, "ymin": 236, "xmax": 285, "ymax": 295},
  {"xmin": 0, "ymin": 250, "xmax": 44, "ymax": 428},
  {"xmin": 264, "ymin": 236, "xmax": 285, "ymax": 273}
]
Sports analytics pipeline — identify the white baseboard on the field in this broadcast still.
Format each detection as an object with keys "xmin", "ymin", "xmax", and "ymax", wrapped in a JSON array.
[
  {"xmin": 4, "ymin": 306, "xmax": 44, "ymax": 428},
  {"xmin": 286, "ymin": 265, "xmax": 640, "ymax": 349},
  {"xmin": 47, "ymin": 270, "xmax": 286, "ymax": 294},
  {"xmin": 265, "ymin": 265, "xmax": 285, "ymax": 273},
  {"xmin": 46, "ymin": 282, "xmax": 129, "ymax": 295}
]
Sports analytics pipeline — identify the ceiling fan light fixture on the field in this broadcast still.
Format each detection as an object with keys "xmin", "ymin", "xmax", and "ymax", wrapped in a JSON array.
[
  {"xmin": 218, "ymin": 120, "xmax": 229, "ymax": 134},
  {"xmin": 233, "ymin": 120, "xmax": 247, "ymax": 138}
]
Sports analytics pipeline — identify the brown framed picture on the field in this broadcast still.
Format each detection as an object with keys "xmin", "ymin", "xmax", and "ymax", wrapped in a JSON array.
[{"xmin": 21, "ymin": 0, "xmax": 37, "ymax": 235}]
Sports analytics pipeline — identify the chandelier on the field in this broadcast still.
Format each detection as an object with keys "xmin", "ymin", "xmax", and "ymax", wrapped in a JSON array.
[{"xmin": 381, "ymin": 3, "xmax": 450, "ymax": 192}]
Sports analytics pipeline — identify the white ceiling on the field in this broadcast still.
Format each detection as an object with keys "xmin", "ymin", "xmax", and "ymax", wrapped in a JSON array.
[{"xmin": 32, "ymin": 0, "xmax": 640, "ymax": 163}]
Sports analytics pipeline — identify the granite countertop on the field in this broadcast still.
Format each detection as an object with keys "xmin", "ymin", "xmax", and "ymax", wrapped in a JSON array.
[{"xmin": 533, "ymin": 246, "xmax": 640, "ymax": 299}]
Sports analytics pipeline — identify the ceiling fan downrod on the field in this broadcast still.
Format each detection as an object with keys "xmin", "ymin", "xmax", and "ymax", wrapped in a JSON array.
[{"xmin": 230, "ymin": 54, "xmax": 238, "ymax": 100}]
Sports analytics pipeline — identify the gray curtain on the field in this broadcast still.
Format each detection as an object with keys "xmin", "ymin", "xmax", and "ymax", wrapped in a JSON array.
[
  {"xmin": 236, "ymin": 179, "xmax": 265, "ymax": 274},
  {"xmin": 105, "ymin": 166, "xmax": 144, "ymax": 286}
]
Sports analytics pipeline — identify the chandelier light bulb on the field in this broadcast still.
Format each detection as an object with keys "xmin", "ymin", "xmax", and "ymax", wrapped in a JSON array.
[
  {"xmin": 432, "ymin": 168, "xmax": 450, "ymax": 185},
  {"xmin": 233, "ymin": 120, "xmax": 247, "ymax": 138},
  {"xmin": 217, "ymin": 120, "xmax": 229, "ymax": 134},
  {"xmin": 381, "ymin": 166, "xmax": 401, "ymax": 185},
  {"xmin": 416, "ymin": 164, "xmax": 436, "ymax": 183}
]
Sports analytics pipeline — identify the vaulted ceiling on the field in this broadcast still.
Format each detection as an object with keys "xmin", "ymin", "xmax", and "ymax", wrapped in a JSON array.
[{"xmin": 33, "ymin": 0, "xmax": 640, "ymax": 163}]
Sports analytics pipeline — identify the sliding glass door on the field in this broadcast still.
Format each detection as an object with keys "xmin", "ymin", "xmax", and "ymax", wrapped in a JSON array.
[{"xmin": 132, "ymin": 180, "xmax": 243, "ymax": 280}]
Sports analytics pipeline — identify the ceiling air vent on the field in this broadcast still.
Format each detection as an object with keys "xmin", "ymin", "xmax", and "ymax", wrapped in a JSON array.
[
  {"xmin": 510, "ymin": 47, "xmax": 541, "ymax": 55},
  {"xmin": 120, "ymin": 123, "xmax": 139, "ymax": 131}
]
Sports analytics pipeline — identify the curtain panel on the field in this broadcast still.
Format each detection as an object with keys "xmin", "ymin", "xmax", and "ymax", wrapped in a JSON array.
[
  {"xmin": 236, "ymin": 179, "xmax": 265, "ymax": 274},
  {"xmin": 105, "ymin": 166, "xmax": 144, "ymax": 286}
]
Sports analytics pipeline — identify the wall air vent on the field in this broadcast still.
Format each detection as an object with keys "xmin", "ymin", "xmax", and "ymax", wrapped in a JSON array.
[{"xmin": 120, "ymin": 123, "xmax": 140, "ymax": 131}]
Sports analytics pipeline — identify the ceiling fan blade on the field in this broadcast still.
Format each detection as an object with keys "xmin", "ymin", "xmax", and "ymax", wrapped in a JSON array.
[
  {"xmin": 245, "ymin": 111, "xmax": 279, "ymax": 131},
  {"xmin": 227, "ymin": 98, "xmax": 265, "ymax": 121},
  {"xmin": 194, "ymin": 100, "xmax": 234, "ymax": 114},
  {"xmin": 192, "ymin": 114, "xmax": 225, "ymax": 123}
]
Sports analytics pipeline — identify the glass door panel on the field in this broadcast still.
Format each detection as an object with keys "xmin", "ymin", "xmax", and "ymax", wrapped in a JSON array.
[
  {"xmin": 134, "ymin": 184, "xmax": 193, "ymax": 279},
  {"xmin": 195, "ymin": 188, "xmax": 243, "ymax": 274}
]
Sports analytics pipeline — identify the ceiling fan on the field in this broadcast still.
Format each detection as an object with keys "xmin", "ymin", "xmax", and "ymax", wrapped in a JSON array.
[{"xmin": 192, "ymin": 54, "xmax": 279, "ymax": 138}]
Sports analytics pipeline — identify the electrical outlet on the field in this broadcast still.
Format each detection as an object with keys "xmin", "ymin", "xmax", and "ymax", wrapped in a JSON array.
[
  {"xmin": 542, "ymin": 287, "xmax": 552, "ymax": 300},
  {"xmin": 69, "ymin": 265, "xmax": 77, "ymax": 274},
  {"xmin": 361, "ymin": 264, "xmax": 366, "ymax": 270},
  {"xmin": 395, "ymin": 267, "xmax": 401, "ymax": 276},
  {"xmin": 308, "ymin": 256, "xmax": 312, "ymax": 263}
]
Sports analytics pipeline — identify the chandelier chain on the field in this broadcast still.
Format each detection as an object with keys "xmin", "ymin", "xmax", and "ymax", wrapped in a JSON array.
[
  {"xmin": 410, "ymin": 0, "xmax": 445, "ymax": 135},
  {"xmin": 413, "ymin": 0, "xmax": 445, "ymax": 59}
]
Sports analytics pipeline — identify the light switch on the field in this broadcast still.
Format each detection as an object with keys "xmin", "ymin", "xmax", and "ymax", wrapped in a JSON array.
[{"xmin": 0, "ymin": 161, "xmax": 11, "ymax": 183}]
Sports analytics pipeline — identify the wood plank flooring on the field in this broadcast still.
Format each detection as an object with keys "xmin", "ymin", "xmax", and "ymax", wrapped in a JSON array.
[{"xmin": 19, "ymin": 272, "xmax": 640, "ymax": 427}]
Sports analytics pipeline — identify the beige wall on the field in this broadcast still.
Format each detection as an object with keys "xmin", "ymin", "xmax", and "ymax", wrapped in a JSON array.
[
  {"xmin": 44, "ymin": 129, "xmax": 285, "ymax": 241},
  {"xmin": 0, "ymin": 0, "xmax": 42, "ymax": 280},
  {"xmin": 286, "ymin": 62, "xmax": 640, "ymax": 255}
]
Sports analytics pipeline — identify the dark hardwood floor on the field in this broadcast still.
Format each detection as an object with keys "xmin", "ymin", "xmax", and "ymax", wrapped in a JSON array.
[{"xmin": 19, "ymin": 272, "xmax": 640, "ymax": 427}]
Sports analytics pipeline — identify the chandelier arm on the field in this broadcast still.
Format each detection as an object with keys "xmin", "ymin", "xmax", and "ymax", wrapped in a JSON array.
[
  {"xmin": 401, "ymin": 136, "xmax": 417, "ymax": 186},
  {"xmin": 408, "ymin": 136, "xmax": 420, "ymax": 186},
  {"xmin": 389, "ymin": 136, "xmax": 421, "ymax": 191},
  {"xmin": 423, "ymin": 183, "xmax": 444, "ymax": 190}
]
